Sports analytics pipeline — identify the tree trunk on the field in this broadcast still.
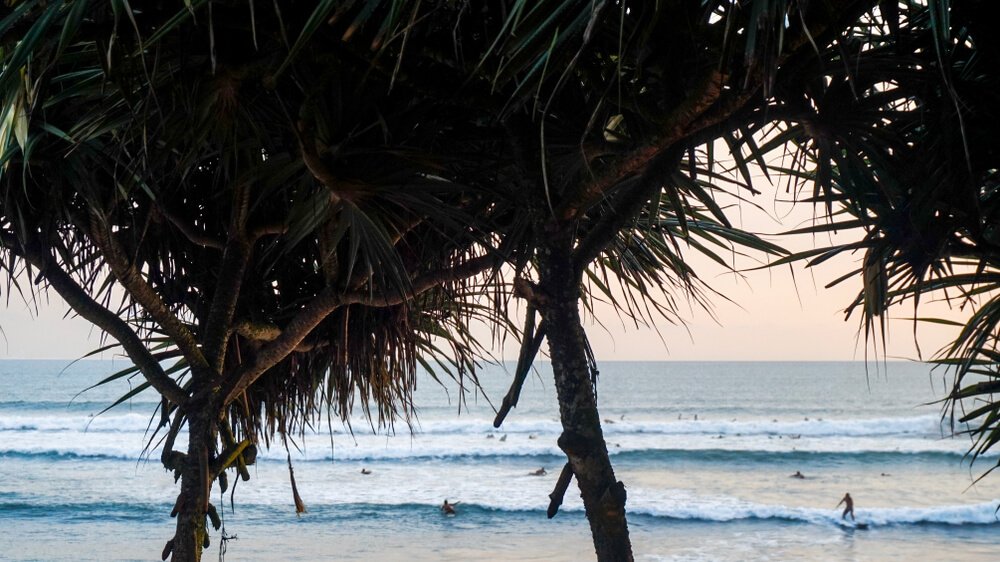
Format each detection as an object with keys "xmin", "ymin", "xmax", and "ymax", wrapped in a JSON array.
[
  {"xmin": 538, "ymin": 231, "xmax": 633, "ymax": 562},
  {"xmin": 168, "ymin": 412, "xmax": 212, "ymax": 562}
]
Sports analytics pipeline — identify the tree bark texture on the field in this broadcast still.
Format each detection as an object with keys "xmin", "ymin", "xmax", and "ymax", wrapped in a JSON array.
[
  {"xmin": 169, "ymin": 412, "xmax": 212, "ymax": 562},
  {"xmin": 537, "ymin": 231, "xmax": 633, "ymax": 562}
]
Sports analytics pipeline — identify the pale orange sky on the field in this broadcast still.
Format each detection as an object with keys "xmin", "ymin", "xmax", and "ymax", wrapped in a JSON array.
[
  {"xmin": 0, "ymin": 191, "xmax": 961, "ymax": 362},
  {"xmin": 551, "ymin": 185, "xmax": 959, "ymax": 362}
]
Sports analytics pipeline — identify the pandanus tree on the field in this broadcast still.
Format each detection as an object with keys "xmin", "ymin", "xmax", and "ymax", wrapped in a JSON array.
[
  {"xmin": 486, "ymin": 0, "xmax": 1000, "ymax": 555},
  {"xmin": 462, "ymin": 1, "xmax": 872, "ymax": 559},
  {"xmin": 5, "ymin": 1, "xmax": 975, "ymax": 562},
  {"xmin": 0, "ymin": 3, "xmax": 507, "ymax": 560},
  {"xmin": 760, "ymin": 0, "xmax": 1000, "ymax": 472},
  {"xmin": 0, "ymin": 2, "xmax": 790, "ymax": 559}
]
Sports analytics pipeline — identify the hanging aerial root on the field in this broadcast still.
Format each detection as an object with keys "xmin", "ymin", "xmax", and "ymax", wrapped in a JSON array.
[
  {"xmin": 200, "ymin": 444, "xmax": 211, "ymax": 512},
  {"xmin": 287, "ymin": 453, "xmax": 307, "ymax": 514},
  {"xmin": 211, "ymin": 438, "xmax": 253, "ymax": 477},
  {"xmin": 161, "ymin": 412, "xmax": 187, "ymax": 483},
  {"xmin": 494, "ymin": 308, "xmax": 547, "ymax": 427},
  {"xmin": 163, "ymin": 451, "xmax": 187, "ymax": 483},
  {"xmin": 160, "ymin": 539, "xmax": 173, "ymax": 561},
  {"xmin": 547, "ymin": 462, "xmax": 574, "ymax": 518},
  {"xmin": 207, "ymin": 502, "xmax": 222, "ymax": 530},
  {"xmin": 219, "ymin": 422, "xmax": 254, "ymax": 481}
]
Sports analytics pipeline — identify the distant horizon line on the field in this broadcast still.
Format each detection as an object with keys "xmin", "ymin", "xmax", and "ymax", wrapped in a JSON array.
[{"xmin": 0, "ymin": 357, "xmax": 931, "ymax": 363}]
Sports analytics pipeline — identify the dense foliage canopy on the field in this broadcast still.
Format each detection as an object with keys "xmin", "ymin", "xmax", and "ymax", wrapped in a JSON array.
[{"xmin": 2, "ymin": 1, "xmax": 999, "ymax": 561}]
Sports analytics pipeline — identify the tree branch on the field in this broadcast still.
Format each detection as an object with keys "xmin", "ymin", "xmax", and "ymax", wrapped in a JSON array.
[
  {"xmin": 201, "ymin": 238, "xmax": 250, "ymax": 374},
  {"xmin": 297, "ymin": 119, "xmax": 367, "ymax": 203},
  {"xmin": 346, "ymin": 253, "xmax": 501, "ymax": 307},
  {"xmin": 219, "ymin": 253, "xmax": 501, "ymax": 405},
  {"xmin": 554, "ymin": 0, "xmax": 874, "ymax": 225},
  {"xmin": 233, "ymin": 319, "xmax": 328, "ymax": 352},
  {"xmin": 233, "ymin": 319, "xmax": 282, "ymax": 341},
  {"xmin": 202, "ymin": 183, "xmax": 252, "ymax": 376},
  {"xmin": 89, "ymin": 216, "xmax": 211, "ymax": 375},
  {"xmin": 555, "ymin": 70, "xmax": 726, "ymax": 223},
  {"xmin": 572, "ymin": 147, "xmax": 685, "ymax": 275},
  {"xmin": 8, "ymin": 237, "xmax": 188, "ymax": 407}
]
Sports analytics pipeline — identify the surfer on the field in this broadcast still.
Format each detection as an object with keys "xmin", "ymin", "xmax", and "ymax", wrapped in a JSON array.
[
  {"xmin": 791, "ymin": 471, "xmax": 805, "ymax": 479},
  {"xmin": 837, "ymin": 492, "xmax": 855, "ymax": 521},
  {"xmin": 360, "ymin": 468, "xmax": 372, "ymax": 475},
  {"xmin": 529, "ymin": 467, "xmax": 547, "ymax": 476},
  {"xmin": 441, "ymin": 499, "xmax": 458, "ymax": 515}
]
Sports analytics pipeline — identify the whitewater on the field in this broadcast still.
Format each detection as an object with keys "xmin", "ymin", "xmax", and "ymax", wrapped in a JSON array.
[{"xmin": 2, "ymin": 360, "xmax": 999, "ymax": 561}]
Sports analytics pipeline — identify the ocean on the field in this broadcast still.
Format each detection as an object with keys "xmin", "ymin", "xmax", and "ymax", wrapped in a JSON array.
[{"xmin": 1, "ymin": 359, "xmax": 998, "ymax": 561}]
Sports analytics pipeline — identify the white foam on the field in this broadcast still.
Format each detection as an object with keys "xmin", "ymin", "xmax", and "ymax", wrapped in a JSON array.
[
  {"xmin": 600, "ymin": 414, "xmax": 958, "ymax": 438},
  {"xmin": 0, "ymin": 412, "xmax": 156, "ymax": 433},
  {"xmin": 1, "ymin": 407, "xmax": 990, "ymax": 463},
  {"xmin": 359, "ymin": 414, "xmax": 958, "ymax": 439},
  {"xmin": 0, "ymin": 410, "xmax": 958, "ymax": 437},
  {"xmin": 190, "ymin": 463, "xmax": 1000, "ymax": 528},
  {"xmin": 628, "ymin": 492, "xmax": 1000, "ymax": 527},
  {"xmin": 0, "ymin": 422, "xmax": 985, "ymax": 461},
  {"xmin": 0, "ymin": 430, "xmax": 162, "ymax": 460}
]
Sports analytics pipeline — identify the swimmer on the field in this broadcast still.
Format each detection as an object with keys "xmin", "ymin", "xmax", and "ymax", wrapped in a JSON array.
[
  {"xmin": 529, "ymin": 467, "xmax": 547, "ymax": 476},
  {"xmin": 790, "ymin": 471, "xmax": 805, "ymax": 479},
  {"xmin": 441, "ymin": 499, "xmax": 458, "ymax": 515},
  {"xmin": 360, "ymin": 468, "xmax": 372, "ymax": 475}
]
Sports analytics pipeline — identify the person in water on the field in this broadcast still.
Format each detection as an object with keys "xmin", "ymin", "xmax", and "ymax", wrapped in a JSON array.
[
  {"xmin": 837, "ymin": 492, "xmax": 855, "ymax": 520},
  {"xmin": 441, "ymin": 499, "xmax": 457, "ymax": 515},
  {"xmin": 529, "ymin": 467, "xmax": 547, "ymax": 476},
  {"xmin": 791, "ymin": 471, "xmax": 805, "ymax": 479}
]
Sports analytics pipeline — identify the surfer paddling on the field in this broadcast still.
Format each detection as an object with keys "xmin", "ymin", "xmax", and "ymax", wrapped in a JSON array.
[
  {"xmin": 837, "ymin": 492, "xmax": 855, "ymax": 521},
  {"xmin": 441, "ymin": 499, "xmax": 459, "ymax": 515}
]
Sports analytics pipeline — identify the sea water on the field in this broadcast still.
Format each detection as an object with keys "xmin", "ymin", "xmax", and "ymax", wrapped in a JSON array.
[{"xmin": 1, "ymin": 360, "xmax": 998, "ymax": 561}]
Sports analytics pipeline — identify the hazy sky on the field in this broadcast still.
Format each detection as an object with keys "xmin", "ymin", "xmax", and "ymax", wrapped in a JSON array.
[
  {"xmin": 0, "ymin": 193, "xmax": 958, "ymax": 362},
  {"xmin": 557, "ymin": 193, "xmax": 957, "ymax": 362}
]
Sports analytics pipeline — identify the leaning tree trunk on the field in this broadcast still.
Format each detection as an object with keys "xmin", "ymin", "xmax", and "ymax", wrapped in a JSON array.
[{"xmin": 537, "ymin": 231, "xmax": 633, "ymax": 561}]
